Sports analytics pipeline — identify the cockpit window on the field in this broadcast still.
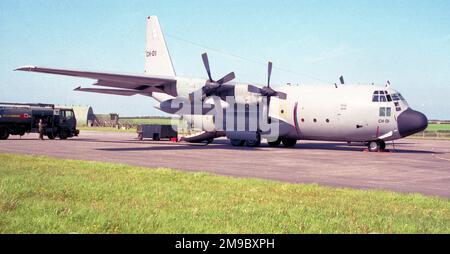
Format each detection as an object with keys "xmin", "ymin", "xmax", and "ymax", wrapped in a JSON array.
[{"xmin": 372, "ymin": 90, "xmax": 389, "ymax": 102}]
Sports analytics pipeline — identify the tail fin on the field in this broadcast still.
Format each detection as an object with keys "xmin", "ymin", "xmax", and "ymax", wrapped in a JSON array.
[{"xmin": 145, "ymin": 16, "xmax": 176, "ymax": 77}]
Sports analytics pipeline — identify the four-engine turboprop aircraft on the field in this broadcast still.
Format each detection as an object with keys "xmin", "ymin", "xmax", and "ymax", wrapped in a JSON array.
[{"xmin": 15, "ymin": 16, "xmax": 428, "ymax": 152}]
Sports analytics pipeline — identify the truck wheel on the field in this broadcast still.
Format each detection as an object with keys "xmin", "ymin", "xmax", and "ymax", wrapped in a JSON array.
[
  {"xmin": 138, "ymin": 133, "xmax": 143, "ymax": 141},
  {"xmin": 282, "ymin": 138, "xmax": 297, "ymax": 148},
  {"xmin": 152, "ymin": 133, "xmax": 160, "ymax": 141},
  {"xmin": 0, "ymin": 128, "xmax": 9, "ymax": 140},
  {"xmin": 59, "ymin": 130, "xmax": 68, "ymax": 140},
  {"xmin": 47, "ymin": 132, "xmax": 56, "ymax": 140}
]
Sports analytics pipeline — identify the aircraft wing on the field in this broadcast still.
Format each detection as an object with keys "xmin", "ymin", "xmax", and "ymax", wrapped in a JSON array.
[
  {"xmin": 73, "ymin": 87, "xmax": 154, "ymax": 97},
  {"xmin": 15, "ymin": 66, "xmax": 176, "ymax": 94}
]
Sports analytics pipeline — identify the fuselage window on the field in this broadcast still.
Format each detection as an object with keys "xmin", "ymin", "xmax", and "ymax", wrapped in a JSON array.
[
  {"xmin": 386, "ymin": 107, "xmax": 391, "ymax": 117},
  {"xmin": 379, "ymin": 107, "xmax": 386, "ymax": 117}
]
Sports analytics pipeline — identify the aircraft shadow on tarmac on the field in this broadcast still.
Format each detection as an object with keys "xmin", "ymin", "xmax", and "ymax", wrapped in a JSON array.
[
  {"xmin": 91, "ymin": 139, "xmax": 439, "ymax": 154},
  {"xmin": 3, "ymin": 137, "xmax": 439, "ymax": 154}
]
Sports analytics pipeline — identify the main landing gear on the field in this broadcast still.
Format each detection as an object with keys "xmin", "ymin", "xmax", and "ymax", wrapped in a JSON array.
[
  {"xmin": 367, "ymin": 140, "xmax": 386, "ymax": 152},
  {"xmin": 229, "ymin": 135, "xmax": 262, "ymax": 147}
]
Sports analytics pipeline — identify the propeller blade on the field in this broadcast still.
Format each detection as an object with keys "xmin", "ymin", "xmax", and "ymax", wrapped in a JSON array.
[
  {"xmin": 339, "ymin": 76, "xmax": 345, "ymax": 85},
  {"xmin": 267, "ymin": 61, "xmax": 273, "ymax": 87},
  {"xmin": 248, "ymin": 85, "xmax": 263, "ymax": 94},
  {"xmin": 275, "ymin": 92, "xmax": 287, "ymax": 100},
  {"xmin": 202, "ymin": 53, "xmax": 213, "ymax": 82},
  {"xmin": 217, "ymin": 72, "xmax": 235, "ymax": 85}
]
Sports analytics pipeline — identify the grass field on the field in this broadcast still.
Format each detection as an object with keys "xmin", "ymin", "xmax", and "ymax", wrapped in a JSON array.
[
  {"xmin": 120, "ymin": 118, "xmax": 178, "ymax": 125},
  {"xmin": 426, "ymin": 123, "xmax": 450, "ymax": 132},
  {"xmin": 77, "ymin": 126, "xmax": 136, "ymax": 133},
  {"xmin": 0, "ymin": 153, "xmax": 448, "ymax": 234}
]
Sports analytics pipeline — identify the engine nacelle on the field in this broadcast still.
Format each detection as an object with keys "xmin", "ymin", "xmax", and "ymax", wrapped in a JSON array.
[{"xmin": 175, "ymin": 77, "xmax": 207, "ymax": 98}]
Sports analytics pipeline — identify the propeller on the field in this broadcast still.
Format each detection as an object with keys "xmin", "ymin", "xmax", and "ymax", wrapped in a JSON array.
[
  {"xmin": 199, "ymin": 53, "xmax": 235, "ymax": 99},
  {"xmin": 248, "ymin": 61, "xmax": 287, "ymax": 99}
]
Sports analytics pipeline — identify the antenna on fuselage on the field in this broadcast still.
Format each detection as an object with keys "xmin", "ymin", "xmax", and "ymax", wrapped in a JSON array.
[
  {"xmin": 339, "ymin": 76, "xmax": 345, "ymax": 85},
  {"xmin": 386, "ymin": 80, "xmax": 391, "ymax": 88}
]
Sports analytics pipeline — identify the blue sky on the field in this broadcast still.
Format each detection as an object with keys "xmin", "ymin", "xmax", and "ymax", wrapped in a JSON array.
[{"xmin": 1, "ymin": 0, "xmax": 449, "ymax": 118}]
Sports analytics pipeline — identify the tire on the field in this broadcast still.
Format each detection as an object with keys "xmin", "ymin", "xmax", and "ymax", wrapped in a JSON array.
[
  {"xmin": 0, "ymin": 128, "xmax": 9, "ymax": 140},
  {"xmin": 268, "ymin": 138, "xmax": 281, "ymax": 147},
  {"xmin": 152, "ymin": 133, "xmax": 160, "ymax": 141},
  {"xmin": 138, "ymin": 133, "xmax": 143, "ymax": 141},
  {"xmin": 368, "ymin": 141, "xmax": 380, "ymax": 152},
  {"xmin": 230, "ymin": 139, "xmax": 245, "ymax": 146},
  {"xmin": 245, "ymin": 139, "xmax": 261, "ymax": 147},
  {"xmin": 59, "ymin": 130, "xmax": 68, "ymax": 140},
  {"xmin": 380, "ymin": 140, "xmax": 386, "ymax": 150},
  {"xmin": 282, "ymin": 138, "xmax": 297, "ymax": 148},
  {"xmin": 47, "ymin": 131, "xmax": 56, "ymax": 140}
]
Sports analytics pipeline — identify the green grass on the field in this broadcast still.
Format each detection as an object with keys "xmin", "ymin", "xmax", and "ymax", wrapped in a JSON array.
[
  {"xmin": 120, "ymin": 118, "xmax": 179, "ymax": 125},
  {"xmin": 0, "ymin": 153, "xmax": 448, "ymax": 234},
  {"xmin": 78, "ymin": 126, "xmax": 136, "ymax": 133},
  {"xmin": 426, "ymin": 123, "xmax": 450, "ymax": 132}
]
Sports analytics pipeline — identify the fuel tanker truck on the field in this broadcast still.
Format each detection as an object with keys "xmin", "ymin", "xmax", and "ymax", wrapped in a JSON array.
[{"xmin": 0, "ymin": 102, "xmax": 79, "ymax": 140}]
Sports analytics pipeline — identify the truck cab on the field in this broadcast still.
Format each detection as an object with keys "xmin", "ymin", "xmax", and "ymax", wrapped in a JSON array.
[{"xmin": 47, "ymin": 108, "xmax": 79, "ymax": 139}]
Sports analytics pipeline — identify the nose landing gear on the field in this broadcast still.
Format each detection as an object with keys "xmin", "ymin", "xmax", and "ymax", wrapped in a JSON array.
[{"xmin": 367, "ymin": 140, "xmax": 386, "ymax": 152}]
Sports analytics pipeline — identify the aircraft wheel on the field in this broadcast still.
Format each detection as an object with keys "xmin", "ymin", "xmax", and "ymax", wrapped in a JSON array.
[
  {"xmin": 281, "ymin": 138, "xmax": 297, "ymax": 148},
  {"xmin": 367, "ymin": 141, "xmax": 382, "ymax": 152},
  {"xmin": 0, "ymin": 128, "xmax": 9, "ymax": 140},
  {"xmin": 268, "ymin": 138, "xmax": 281, "ymax": 147},
  {"xmin": 245, "ymin": 139, "xmax": 261, "ymax": 147},
  {"xmin": 230, "ymin": 139, "xmax": 245, "ymax": 146},
  {"xmin": 380, "ymin": 140, "xmax": 386, "ymax": 150}
]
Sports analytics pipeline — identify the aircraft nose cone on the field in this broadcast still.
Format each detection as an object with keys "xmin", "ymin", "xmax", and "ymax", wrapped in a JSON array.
[{"xmin": 397, "ymin": 108, "xmax": 428, "ymax": 137}]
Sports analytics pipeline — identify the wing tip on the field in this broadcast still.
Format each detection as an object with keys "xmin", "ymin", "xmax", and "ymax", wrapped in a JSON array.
[{"xmin": 15, "ymin": 65, "xmax": 37, "ymax": 71}]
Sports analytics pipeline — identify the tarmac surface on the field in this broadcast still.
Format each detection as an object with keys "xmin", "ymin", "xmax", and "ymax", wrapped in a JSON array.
[{"xmin": 1, "ymin": 131, "xmax": 449, "ymax": 198}]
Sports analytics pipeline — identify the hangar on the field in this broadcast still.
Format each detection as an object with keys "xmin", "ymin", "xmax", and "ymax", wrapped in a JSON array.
[{"xmin": 57, "ymin": 105, "xmax": 95, "ymax": 127}]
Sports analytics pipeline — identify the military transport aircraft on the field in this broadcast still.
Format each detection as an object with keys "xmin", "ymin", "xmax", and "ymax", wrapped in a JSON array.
[{"xmin": 16, "ymin": 16, "xmax": 428, "ymax": 152}]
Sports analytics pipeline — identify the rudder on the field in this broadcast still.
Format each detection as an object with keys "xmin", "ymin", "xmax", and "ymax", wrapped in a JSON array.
[{"xmin": 145, "ymin": 16, "xmax": 176, "ymax": 77}]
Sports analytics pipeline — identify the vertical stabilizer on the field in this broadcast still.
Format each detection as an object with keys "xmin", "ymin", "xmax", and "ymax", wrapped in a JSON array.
[{"xmin": 145, "ymin": 16, "xmax": 176, "ymax": 77}]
